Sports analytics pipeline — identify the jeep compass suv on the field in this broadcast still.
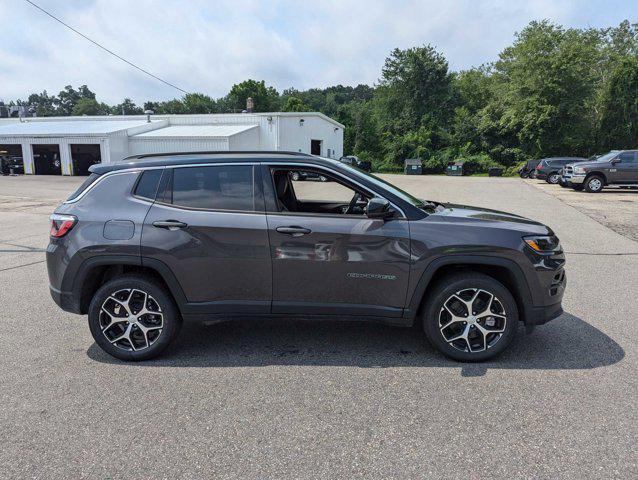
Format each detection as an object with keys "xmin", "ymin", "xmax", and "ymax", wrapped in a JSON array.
[{"xmin": 47, "ymin": 152, "xmax": 566, "ymax": 362}]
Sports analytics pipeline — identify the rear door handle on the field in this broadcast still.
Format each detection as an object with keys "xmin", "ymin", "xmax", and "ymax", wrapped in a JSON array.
[
  {"xmin": 276, "ymin": 226, "xmax": 311, "ymax": 237},
  {"xmin": 153, "ymin": 220, "xmax": 187, "ymax": 230}
]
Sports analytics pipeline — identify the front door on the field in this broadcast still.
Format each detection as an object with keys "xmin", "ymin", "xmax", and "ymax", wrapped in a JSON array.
[
  {"xmin": 141, "ymin": 164, "xmax": 271, "ymax": 314},
  {"xmin": 611, "ymin": 151, "xmax": 638, "ymax": 183},
  {"xmin": 264, "ymin": 166, "xmax": 411, "ymax": 317}
]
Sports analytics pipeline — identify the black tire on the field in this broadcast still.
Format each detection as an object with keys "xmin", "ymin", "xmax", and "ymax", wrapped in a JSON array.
[
  {"xmin": 421, "ymin": 273, "xmax": 518, "ymax": 362},
  {"xmin": 584, "ymin": 175, "xmax": 604, "ymax": 193},
  {"xmin": 88, "ymin": 275, "xmax": 182, "ymax": 361},
  {"xmin": 547, "ymin": 172, "xmax": 560, "ymax": 184}
]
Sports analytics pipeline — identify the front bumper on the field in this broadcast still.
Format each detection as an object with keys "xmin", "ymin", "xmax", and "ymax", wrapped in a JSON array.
[
  {"xmin": 563, "ymin": 173, "xmax": 585, "ymax": 184},
  {"xmin": 526, "ymin": 301, "xmax": 564, "ymax": 325}
]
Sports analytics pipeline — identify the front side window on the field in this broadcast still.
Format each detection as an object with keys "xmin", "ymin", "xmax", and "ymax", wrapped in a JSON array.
[
  {"xmin": 618, "ymin": 152, "xmax": 637, "ymax": 164},
  {"xmin": 272, "ymin": 168, "xmax": 370, "ymax": 215},
  {"xmin": 169, "ymin": 165, "xmax": 255, "ymax": 211},
  {"xmin": 329, "ymin": 159, "xmax": 424, "ymax": 208}
]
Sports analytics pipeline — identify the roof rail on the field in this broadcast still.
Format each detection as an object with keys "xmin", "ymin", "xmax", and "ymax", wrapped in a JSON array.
[{"xmin": 123, "ymin": 150, "xmax": 315, "ymax": 161}]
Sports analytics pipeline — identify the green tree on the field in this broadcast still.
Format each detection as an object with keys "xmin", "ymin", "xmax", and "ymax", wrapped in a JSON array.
[
  {"xmin": 281, "ymin": 96, "xmax": 311, "ymax": 112},
  {"xmin": 597, "ymin": 56, "xmax": 638, "ymax": 149},
  {"xmin": 494, "ymin": 21, "xmax": 600, "ymax": 157},
  {"xmin": 228, "ymin": 79, "xmax": 280, "ymax": 112},
  {"xmin": 374, "ymin": 45, "xmax": 454, "ymax": 165},
  {"xmin": 71, "ymin": 98, "xmax": 110, "ymax": 116},
  {"xmin": 112, "ymin": 98, "xmax": 143, "ymax": 115},
  {"xmin": 26, "ymin": 91, "xmax": 58, "ymax": 116},
  {"xmin": 182, "ymin": 93, "xmax": 217, "ymax": 113},
  {"xmin": 56, "ymin": 85, "xmax": 96, "ymax": 115}
]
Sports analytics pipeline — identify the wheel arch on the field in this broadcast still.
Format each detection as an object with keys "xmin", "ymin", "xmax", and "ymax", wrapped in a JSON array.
[
  {"xmin": 73, "ymin": 256, "xmax": 187, "ymax": 315},
  {"xmin": 585, "ymin": 171, "xmax": 607, "ymax": 185},
  {"xmin": 406, "ymin": 256, "xmax": 533, "ymax": 325}
]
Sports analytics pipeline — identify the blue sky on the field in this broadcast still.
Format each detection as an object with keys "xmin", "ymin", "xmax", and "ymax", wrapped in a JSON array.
[{"xmin": 1, "ymin": 0, "xmax": 636, "ymax": 104}]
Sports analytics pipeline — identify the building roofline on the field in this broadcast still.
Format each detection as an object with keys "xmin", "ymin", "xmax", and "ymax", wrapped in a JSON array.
[{"xmin": 8, "ymin": 112, "xmax": 345, "ymax": 129}]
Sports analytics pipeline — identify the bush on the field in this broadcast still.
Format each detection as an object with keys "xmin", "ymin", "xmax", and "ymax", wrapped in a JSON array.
[{"xmin": 458, "ymin": 153, "xmax": 498, "ymax": 174}]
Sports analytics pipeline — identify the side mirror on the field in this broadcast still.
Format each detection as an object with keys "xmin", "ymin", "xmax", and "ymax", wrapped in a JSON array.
[
  {"xmin": 365, "ymin": 197, "xmax": 392, "ymax": 219},
  {"xmin": 610, "ymin": 158, "xmax": 620, "ymax": 164}
]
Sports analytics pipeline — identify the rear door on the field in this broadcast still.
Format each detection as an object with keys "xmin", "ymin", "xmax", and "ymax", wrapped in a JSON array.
[
  {"xmin": 141, "ymin": 163, "xmax": 272, "ymax": 314},
  {"xmin": 262, "ymin": 164, "xmax": 411, "ymax": 318}
]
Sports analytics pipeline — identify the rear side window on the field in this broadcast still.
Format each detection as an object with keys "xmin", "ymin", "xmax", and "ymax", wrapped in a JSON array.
[
  {"xmin": 66, "ymin": 173, "xmax": 100, "ymax": 201},
  {"xmin": 169, "ymin": 165, "xmax": 255, "ymax": 211},
  {"xmin": 134, "ymin": 169, "xmax": 163, "ymax": 200}
]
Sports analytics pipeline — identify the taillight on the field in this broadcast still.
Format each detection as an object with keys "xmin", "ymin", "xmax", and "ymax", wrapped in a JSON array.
[
  {"xmin": 535, "ymin": 164, "xmax": 542, "ymax": 170},
  {"xmin": 50, "ymin": 214, "xmax": 77, "ymax": 238}
]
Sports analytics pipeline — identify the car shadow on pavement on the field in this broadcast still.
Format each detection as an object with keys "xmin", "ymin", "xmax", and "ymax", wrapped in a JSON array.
[{"xmin": 87, "ymin": 312, "xmax": 624, "ymax": 376}]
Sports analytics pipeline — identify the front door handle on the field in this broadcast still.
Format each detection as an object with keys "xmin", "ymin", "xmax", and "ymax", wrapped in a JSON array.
[
  {"xmin": 153, "ymin": 220, "xmax": 187, "ymax": 231},
  {"xmin": 276, "ymin": 226, "xmax": 311, "ymax": 237}
]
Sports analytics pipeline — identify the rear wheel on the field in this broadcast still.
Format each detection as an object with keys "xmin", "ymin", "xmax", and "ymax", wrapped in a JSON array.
[
  {"xmin": 88, "ymin": 275, "xmax": 182, "ymax": 361},
  {"xmin": 547, "ymin": 172, "xmax": 560, "ymax": 184},
  {"xmin": 584, "ymin": 175, "xmax": 604, "ymax": 193},
  {"xmin": 421, "ymin": 273, "xmax": 518, "ymax": 362}
]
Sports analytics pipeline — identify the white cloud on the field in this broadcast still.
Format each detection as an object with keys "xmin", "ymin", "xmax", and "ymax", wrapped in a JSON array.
[{"xmin": 0, "ymin": 0, "xmax": 633, "ymax": 104}]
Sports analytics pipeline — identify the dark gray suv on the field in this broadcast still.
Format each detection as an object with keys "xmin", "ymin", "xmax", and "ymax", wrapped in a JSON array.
[{"xmin": 47, "ymin": 152, "xmax": 566, "ymax": 362}]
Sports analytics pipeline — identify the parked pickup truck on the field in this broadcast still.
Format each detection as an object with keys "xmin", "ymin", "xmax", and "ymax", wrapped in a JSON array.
[{"xmin": 562, "ymin": 150, "xmax": 638, "ymax": 192}]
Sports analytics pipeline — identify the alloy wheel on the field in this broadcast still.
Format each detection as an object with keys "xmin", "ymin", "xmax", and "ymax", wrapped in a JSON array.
[
  {"xmin": 549, "ymin": 174, "xmax": 559, "ymax": 184},
  {"xmin": 99, "ymin": 288, "xmax": 164, "ymax": 352},
  {"xmin": 438, "ymin": 288, "xmax": 507, "ymax": 353}
]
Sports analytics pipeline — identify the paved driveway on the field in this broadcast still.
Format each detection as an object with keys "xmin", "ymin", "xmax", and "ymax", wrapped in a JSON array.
[{"xmin": 0, "ymin": 174, "xmax": 636, "ymax": 479}]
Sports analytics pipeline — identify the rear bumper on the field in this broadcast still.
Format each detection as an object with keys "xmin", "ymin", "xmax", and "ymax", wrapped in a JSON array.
[
  {"xmin": 535, "ymin": 172, "xmax": 547, "ymax": 179},
  {"xmin": 49, "ymin": 285, "xmax": 82, "ymax": 314}
]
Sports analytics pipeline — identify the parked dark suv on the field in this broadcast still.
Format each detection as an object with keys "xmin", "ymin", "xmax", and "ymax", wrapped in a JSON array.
[
  {"xmin": 562, "ymin": 150, "xmax": 638, "ymax": 192},
  {"xmin": 47, "ymin": 152, "xmax": 566, "ymax": 362},
  {"xmin": 534, "ymin": 157, "xmax": 587, "ymax": 184}
]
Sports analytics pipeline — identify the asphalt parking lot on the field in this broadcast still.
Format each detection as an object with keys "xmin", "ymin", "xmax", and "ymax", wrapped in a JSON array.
[{"xmin": 1, "ymin": 174, "xmax": 636, "ymax": 479}]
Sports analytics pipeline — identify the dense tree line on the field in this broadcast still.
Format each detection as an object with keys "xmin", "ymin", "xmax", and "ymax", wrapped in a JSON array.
[{"xmin": 8, "ymin": 20, "xmax": 638, "ymax": 173}]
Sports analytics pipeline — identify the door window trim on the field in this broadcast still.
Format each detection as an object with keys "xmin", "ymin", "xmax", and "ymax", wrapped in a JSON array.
[{"xmin": 264, "ymin": 162, "xmax": 406, "ymax": 219}]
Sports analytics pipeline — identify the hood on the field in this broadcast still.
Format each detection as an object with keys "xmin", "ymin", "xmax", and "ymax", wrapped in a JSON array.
[
  {"xmin": 568, "ymin": 160, "xmax": 604, "ymax": 168},
  {"xmin": 425, "ymin": 203, "xmax": 551, "ymax": 235}
]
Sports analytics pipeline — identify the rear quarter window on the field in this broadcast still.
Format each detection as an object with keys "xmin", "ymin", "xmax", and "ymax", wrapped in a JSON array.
[
  {"xmin": 134, "ymin": 169, "xmax": 163, "ymax": 200},
  {"xmin": 66, "ymin": 173, "xmax": 101, "ymax": 201}
]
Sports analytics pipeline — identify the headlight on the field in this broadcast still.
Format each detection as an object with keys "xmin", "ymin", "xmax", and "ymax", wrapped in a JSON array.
[
  {"xmin": 573, "ymin": 166, "xmax": 586, "ymax": 174},
  {"xmin": 524, "ymin": 235, "xmax": 562, "ymax": 253}
]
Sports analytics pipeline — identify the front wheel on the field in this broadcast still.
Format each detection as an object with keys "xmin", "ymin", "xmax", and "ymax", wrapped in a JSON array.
[
  {"xmin": 88, "ymin": 275, "xmax": 182, "ymax": 361},
  {"xmin": 547, "ymin": 172, "xmax": 560, "ymax": 184},
  {"xmin": 421, "ymin": 273, "xmax": 518, "ymax": 362},
  {"xmin": 584, "ymin": 175, "xmax": 604, "ymax": 193}
]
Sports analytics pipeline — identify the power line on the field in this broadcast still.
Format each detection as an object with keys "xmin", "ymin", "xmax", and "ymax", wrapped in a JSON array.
[{"xmin": 24, "ymin": 0, "xmax": 190, "ymax": 94}]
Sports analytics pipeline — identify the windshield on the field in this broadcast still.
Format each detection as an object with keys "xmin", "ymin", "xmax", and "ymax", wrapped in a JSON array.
[
  {"xmin": 592, "ymin": 152, "xmax": 617, "ymax": 163},
  {"xmin": 324, "ymin": 158, "xmax": 425, "ymax": 207}
]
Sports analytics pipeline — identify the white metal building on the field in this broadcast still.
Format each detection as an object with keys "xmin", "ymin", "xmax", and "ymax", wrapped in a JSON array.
[{"xmin": 0, "ymin": 112, "xmax": 344, "ymax": 175}]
